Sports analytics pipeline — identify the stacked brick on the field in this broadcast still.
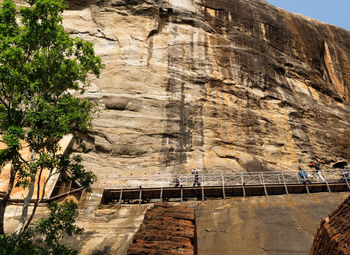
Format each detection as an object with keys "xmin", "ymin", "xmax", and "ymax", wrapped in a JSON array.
[
  {"xmin": 310, "ymin": 195, "xmax": 350, "ymax": 255},
  {"xmin": 127, "ymin": 202, "xmax": 196, "ymax": 255}
]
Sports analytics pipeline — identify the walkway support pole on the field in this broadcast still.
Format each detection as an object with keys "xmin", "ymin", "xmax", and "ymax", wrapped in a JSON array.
[
  {"xmin": 301, "ymin": 172, "xmax": 310, "ymax": 194},
  {"xmin": 160, "ymin": 186, "xmax": 163, "ymax": 201},
  {"xmin": 261, "ymin": 173, "xmax": 268, "ymax": 196},
  {"xmin": 181, "ymin": 185, "xmax": 183, "ymax": 203},
  {"xmin": 305, "ymin": 183, "xmax": 310, "ymax": 194},
  {"xmin": 322, "ymin": 170, "xmax": 331, "ymax": 193},
  {"xmin": 201, "ymin": 185, "xmax": 205, "ymax": 202},
  {"xmin": 118, "ymin": 187, "xmax": 123, "ymax": 206},
  {"xmin": 241, "ymin": 173, "xmax": 246, "ymax": 197},
  {"xmin": 222, "ymin": 174, "xmax": 226, "ymax": 199},
  {"xmin": 139, "ymin": 185, "xmax": 142, "ymax": 205},
  {"xmin": 281, "ymin": 172, "xmax": 289, "ymax": 195}
]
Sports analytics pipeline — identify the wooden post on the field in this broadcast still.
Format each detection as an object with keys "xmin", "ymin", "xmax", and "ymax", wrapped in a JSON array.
[
  {"xmin": 241, "ymin": 173, "xmax": 246, "ymax": 197},
  {"xmin": 118, "ymin": 187, "xmax": 123, "ymax": 206},
  {"xmin": 281, "ymin": 172, "xmax": 289, "ymax": 195},
  {"xmin": 341, "ymin": 170, "xmax": 350, "ymax": 191},
  {"xmin": 222, "ymin": 174, "xmax": 226, "ymax": 199},
  {"xmin": 261, "ymin": 173, "xmax": 268, "ymax": 196},
  {"xmin": 322, "ymin": 170, "xmax": 331, "ymax": 193},
  {"xmin": 139, "ymin": 185, "xmax": 142, "ymax": 205}
]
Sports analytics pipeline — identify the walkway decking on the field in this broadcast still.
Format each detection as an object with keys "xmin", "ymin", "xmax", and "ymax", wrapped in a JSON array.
[{"xmin": 99, "ymin": 170, "xmax": 350, "ymax": 204}]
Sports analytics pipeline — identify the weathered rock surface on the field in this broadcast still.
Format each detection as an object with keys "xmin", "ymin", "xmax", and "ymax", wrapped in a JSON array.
[
  {"xmin": 310, "ymin": 195, "xmax": 350, "ymax": 255},
  {"xmin": 57, "ymin": 0, "xmax": 350, "ymax": 178},
  {"xmin": 194, "ymin": 193, "xmax": 350, "ymax": 255},
  {"xmin": 4, "ymin": 193, "xmax": 348, "ymax": 254},
  {"xmin": 64, "ymin": 204, "xmax": 152, "ymax": 255},
  {"xmin": 127, "ymin": 202, "xmax": 196, "ymax": 255},
  {"xmin": 11, "ymin": 1, "xmax": 350, "ymax": 176}
]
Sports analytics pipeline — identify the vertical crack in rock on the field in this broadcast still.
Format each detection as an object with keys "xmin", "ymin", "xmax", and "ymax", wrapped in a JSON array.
[
  {"xmin": 159, "ymin": 10, "xmax": 206, "ymax": 172},
  {"xmin": 324, "ymin": 42, "xmax": 345, "ymax": 99}
]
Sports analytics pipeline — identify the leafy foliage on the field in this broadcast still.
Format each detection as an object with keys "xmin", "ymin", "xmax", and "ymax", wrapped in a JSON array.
[
  {"xmin": 0, "ymin": 0, "xmax": 102, "ymax": 196},
  {"xmin": 0, "ymin": 0, "xmax": 103, "ymax": 247},
  {"xmin": 0, "ymin": 201, "xmax": 82, "ymax": 255}
]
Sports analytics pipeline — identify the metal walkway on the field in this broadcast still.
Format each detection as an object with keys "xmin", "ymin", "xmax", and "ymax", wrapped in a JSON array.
[{"xmin": 99, "ymin": 170, "xmax": 350, "ymax": 204}]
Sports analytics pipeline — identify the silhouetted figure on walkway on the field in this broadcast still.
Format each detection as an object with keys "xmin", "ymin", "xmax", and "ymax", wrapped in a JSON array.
[
  {"xmin": 340, "ymin": 169, "xmax": 350, "ymax": 182},
  {"xmin": 173, "ymin": 175, "xmax": 180, "ymax": 187},
  {"xmin": 310, "ymin": 161, "xmax": 325, "ymax": 182},
  {"xmin": 192, "ymin": 169, "xmax": 201, "ymax": 187}
]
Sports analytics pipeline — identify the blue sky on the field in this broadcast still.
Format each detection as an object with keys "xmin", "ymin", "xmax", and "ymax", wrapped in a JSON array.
[{"xmin": 265, "ymin": 0, "xmax": 350, "ymax": 31}]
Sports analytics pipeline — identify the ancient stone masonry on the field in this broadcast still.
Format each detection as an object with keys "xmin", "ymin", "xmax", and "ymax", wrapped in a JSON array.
[
  {"xmin": 127, "ymin": 202, "xmax": 196, "ymax": 255},
  {"xmin": 310, "ymin": 195, "xmax": 350, "ymax": 255},
  {"xmin": 54, "ymin": 0, "xmax": 350, "ymax": 178}
]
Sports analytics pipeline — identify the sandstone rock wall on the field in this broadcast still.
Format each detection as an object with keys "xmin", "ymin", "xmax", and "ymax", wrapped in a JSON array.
[
  {"xmin": 69, "ymin": 192, "xmax": 350, "ymax": 255},
  {"xmin": 5, "ymin": 192, "xmax": 347, "ymax": 254},
  {"xmin": 127, "ymin": 202, "xmax": 196, "ymax": 255},
  {"xmin": 194, "ymin": 193, "xmax": 350, "ymax": 255},
  {"xmin": 55, "ymin": 0, "xmax": 350, "ymax": 177},
  {"xmin": 310, "ymin": 195, "xmax": 350, "ymax": 255}
]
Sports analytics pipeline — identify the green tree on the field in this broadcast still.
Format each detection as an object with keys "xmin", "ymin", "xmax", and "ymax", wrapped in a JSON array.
[
  {"xmin": 0, "ymin": 200, "xmax": 82, "ymax": 255},
  {"xmin": 0, "ymin": 0, "xmax": 103, "ymax": 238}
]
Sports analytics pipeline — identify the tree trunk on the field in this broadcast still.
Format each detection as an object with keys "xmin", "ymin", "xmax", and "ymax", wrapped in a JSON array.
[
  {"xmin": 14, "ymin": 172, "xmax": 36, "ymax": 236},
  {"xmin": 0, "ymin": 164, "xmax": 17, "ymax": 235},
  {"xmin": 14, "ymin": 151, "xmax": 37, "ymax": 236},
  {"xmin": 23, "ymin": 168, "xmax": 47, "ymax": 232}
]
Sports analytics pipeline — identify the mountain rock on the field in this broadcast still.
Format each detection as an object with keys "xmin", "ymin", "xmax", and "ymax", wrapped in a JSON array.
[{"xmin": 60, "ymin": 0, "xmax": 350, "ymax": 177}]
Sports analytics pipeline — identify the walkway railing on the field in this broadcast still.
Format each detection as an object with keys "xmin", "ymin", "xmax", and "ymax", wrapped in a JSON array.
[{"xmin": 98, "ymin": 169, "xmax": 350, "ymax": 190}]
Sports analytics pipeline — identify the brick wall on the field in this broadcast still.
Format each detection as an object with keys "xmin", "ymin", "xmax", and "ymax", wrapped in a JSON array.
[
  {"xmin": 310, "ymin": 195, "xmax": 350, "ymax": 255},
  {"xmin": 127, "ymin": 202, "xmax": 196, "ymax": 255}
]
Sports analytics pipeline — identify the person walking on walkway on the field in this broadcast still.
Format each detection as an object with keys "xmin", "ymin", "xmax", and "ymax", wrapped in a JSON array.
[
  {"xmin": 192, "ymin": 169, "xmax": 201, "ymax": 187},
  {"xmin": 298, "ymin": 166, "xmax": 311, "ymax": 184},
  {"xmin": 173, "ymin": 175, "xmax": 180, "ymax": 187},
  {"xmin": 310, "ymin": 162, "xmax": 325, "ymax": 182},
  {"xmin": 340, "ymin": 168, "xmax": 350, "ymax": 182}
]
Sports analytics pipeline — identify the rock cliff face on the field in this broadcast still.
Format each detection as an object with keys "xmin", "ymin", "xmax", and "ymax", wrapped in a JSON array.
[
  {"xmin": 4, "ymin": 193, "xmax": 349, "ymax": 255},
  {"xmin": 194, "ymin": 193, "xmax": 350, "ymax": 255},
  {"xmin": 61, "ymin": 0, "xmax": 350, "ymax": 177},
  {"xmin": 310, "ymin": 195, "xmax": 350, "ymax": 255}
]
